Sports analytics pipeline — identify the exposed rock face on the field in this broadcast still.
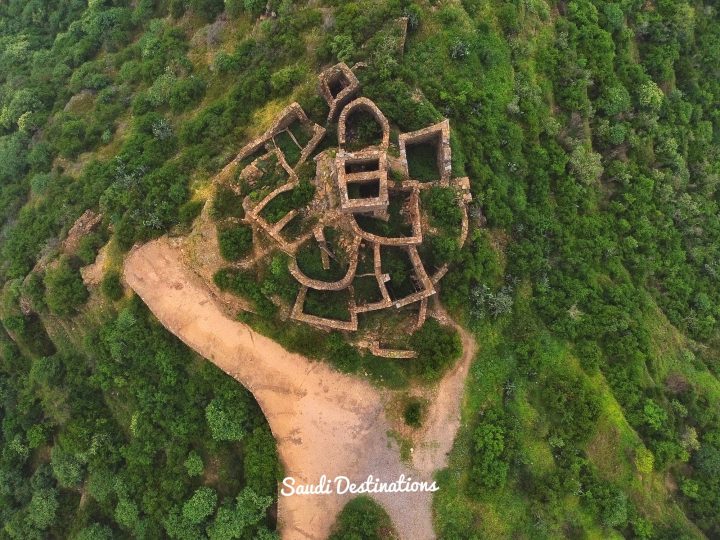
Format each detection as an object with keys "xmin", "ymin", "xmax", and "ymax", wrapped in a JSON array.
[{"xmin": 63, "ymin": 209, "xmax": 103, "ymax": 254}]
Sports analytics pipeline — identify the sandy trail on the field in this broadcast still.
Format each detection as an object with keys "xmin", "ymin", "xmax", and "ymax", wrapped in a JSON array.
[{"xmin": 124, "ymin": 238, "xmax": 476, "ymax": 539}]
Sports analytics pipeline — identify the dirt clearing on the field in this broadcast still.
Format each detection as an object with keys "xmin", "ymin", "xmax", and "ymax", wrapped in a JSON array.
[{"xmin": 124, "ymin": 237, "xmax": 476, "ymax": 539}]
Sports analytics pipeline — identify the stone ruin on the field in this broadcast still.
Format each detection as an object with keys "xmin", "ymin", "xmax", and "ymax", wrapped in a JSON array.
[{"xmin": 211, "ymin": 63, "xmax": 472, "ymax": 357}]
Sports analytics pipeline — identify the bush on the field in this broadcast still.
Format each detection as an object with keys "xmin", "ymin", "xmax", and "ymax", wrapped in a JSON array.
[
  {"xmin": 182, "ymin": 486, "xmax": 217, "ymax": 524},
  {"xmin": 184, "ymin": 451, "xmax": 204, "ymax": 477},
  {"xmin": 421, "ymin": 187, "xmax": 462, "ymax": 232},
  {"xmin": 217, "ymin": 223, "xmax": 253, "ymax": 261},
  {"xmin": 44, "ymin": 257, "xmax": 89, "ymax": 316},
  {"xmin": 77, "ymin": 232, "xmax": 104, "ymax": 265},
  {"xmin": 101, "ymin": 270, "xmax": 124, "ymax": 301},
  {"xmin": 409, "ymin": 318, "xmax": 462, "ymax": 381},
  {"xmin": 243, "ymin": 426, "xmax": 280, "ymax": 497},
  {"xmin": 542, "ymin": 372, "xmax": 600, "ymax": 444},
  {"xmin": 22, "ymin": 272, "xmax": 46, "ymax": 312},
  {"xmin": 211, "ymin": 183, "xmax": 247, "ymax": 220},
  {"xmin": 403, "ymin": 398, "xmax": 424, "ymax": 428},
  {"xmin": 329, "ymin": 496, "xmax": 396, "ymax": 540},
  {"xmin": 178, "ymin": 199, "xmax": 204, "ymax": 226},
  {"xmin": 214, "ymin": 268, "xmax": 276, "ymax": 317},
  {"xmin": 205, "ymin": 397, "xmax": 247, "ymax": 441},
  {"xmin": 271, "ymin": 65, "xmax": 307, "ymax": 96}
]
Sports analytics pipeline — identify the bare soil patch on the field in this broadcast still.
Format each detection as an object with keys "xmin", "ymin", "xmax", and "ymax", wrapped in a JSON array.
[{"xmin": 124, "ymin": 237, "xmax": 476, "ymax": 539}]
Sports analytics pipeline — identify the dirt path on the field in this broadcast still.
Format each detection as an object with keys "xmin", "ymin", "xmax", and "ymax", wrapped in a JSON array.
[{"xmin": 124, "ymin": 238, "xmax": 476, "ymax": 539}]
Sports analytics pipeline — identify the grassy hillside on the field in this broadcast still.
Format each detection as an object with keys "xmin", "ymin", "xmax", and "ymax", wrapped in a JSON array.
[{"xmin": 1, "ymin": 0, "xmax": 719, "ymax": 538}]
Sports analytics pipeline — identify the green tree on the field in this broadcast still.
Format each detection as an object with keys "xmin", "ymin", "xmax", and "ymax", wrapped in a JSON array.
[
  {"xmin": 75, "ymin": 523, "xmax": 113, "ymax": 540},
  {"xmin": 205, "ymin": 397, "xmax": 246, "ymax": 441},
  {"xmin": 469, "ymin": 409, "xmax": 513, "ymax": 492},
  {"xmin": 329, "ymin": 496, "xmax": 396, "ymax": 540},
  {"xmin": 27, "ymin": 488, "xmax": 58, "ymax": 530},
  {"xmin": 243, "ymin": 427, "xmax": 279, "ymax": 496},
  {"xmin": 185, "ymin": 451, "xmax": 204, "ymax": 477},
  {"xmin": 217, "ymin": 224, "xmax": 253, "ymax": 261},
  {"xmin": 50, "ymin": 447, "xmax": 83, "ymax": 488},
  {"xmin": 638, "ymin": 80, "xmax": 664, "ymax": 111},
  {"xmin": 101, "ymin": 269, "xmax": 124, "ymax": 301},
  {"xmin": 409, "ymin": 319, "xmax": 462, "ymax": 381},
  {"xmin": 183, "ymin": 487, "xmax": 218, "ymax": 525},
  {"xmin": 207, "ymin": 487, "xmax": 273, "ymax": 539},
  {"xmin": 569, "ymin": 144, "xmax": 603, "ymax": 185},
  {"xmin": 634, "ymin": 447, "xmax": 654, "ymax": 475}
]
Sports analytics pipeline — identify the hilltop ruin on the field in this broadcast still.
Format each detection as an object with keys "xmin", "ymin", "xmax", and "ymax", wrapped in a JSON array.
[{"xmin": 211, "ymin": 63, "xmax": 472, "ymax": 357}]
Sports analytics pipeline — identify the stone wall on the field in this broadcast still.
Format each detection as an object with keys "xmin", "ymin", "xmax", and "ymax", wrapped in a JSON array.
[
  {"xmin": 338, "ymin": 97, "xmax": 390, "ymax": 149},
  {"xmin": 318, "ymin": 63, "xmax": 360, "ymax": 122},
  {"xmin": 398, "ymin": 119, "xmax": 451, "ymax": 183}
]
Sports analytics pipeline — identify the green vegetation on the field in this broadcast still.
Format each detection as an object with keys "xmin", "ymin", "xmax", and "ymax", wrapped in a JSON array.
[
  {"xmin": 421, "ymin": 186, "xmax": 462, "ymax": 233},
  {"xmin": 43, "ymin": 257, "xmax": 89, "ymax": 316},
  {"xmin": 296, "ymin": 231, "xmax": 348, "ymax": 282},
  {"xmin": 355, "ymin": 195, "xmax": 413, "ymax": 238},
  {"xmin": 1, "ymin": 0, "xmax": 720, "ymax": 537},
  {"xmin": 211, "ymin": 184, "xmax": 246, "ymax": 221},
  {"xmin": 217, "ymin": 223, "xmax": 253, "ymax": 261},
  {"xmin": 101, "ymin": 270, "xmax": 124, "ymax": 301},
  {"xmin": 274, "ymin": 130, "xmax": 301, "ymax": 166},
  {"xmin": 345, "ymin": 110, "xmax": 384, "ymax": 150},
  {"xmin": 329, "ymin": 496, "xmax": 397, "ymax": 540},
  {"xmin": 409, "ymin": 318, "xmax": 462, "ymax": 382},
  {"xmin": 250, "ymin": 153, "xmax": 289, "ymax": 199},
  {"xmin": 406, "ymin": 142, "xmax": 440, "ymax": 181},
  {"xmin": 354, "ymin": 275, "xmax": 384, "ymax": 304},
  {"xmin": 381, "ymin": 247, "xmax": 416, "ymax": 299},
  {"xmin": 304, "ymin": 288, "xmax": 351, "ymax": 321},
  {"xmin": 214, "ymin": 268, "xmax": 276, "ymax": 318},
  {"xmin": 403, "ymin": 397, "xmax": 425, "ymax": 428},
  {"xmin": 0, "ymin": 295, "xmax": 279, "ymax": 538},
  {"xmin": 259, "ymin": 180, "xmax": 315, "ymax": 223}
]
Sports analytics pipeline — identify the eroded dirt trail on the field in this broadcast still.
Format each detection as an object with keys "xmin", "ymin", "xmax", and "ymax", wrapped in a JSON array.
[{"xmin": 124, "ymin": 238, "xmax": 476, "ymax": 539}]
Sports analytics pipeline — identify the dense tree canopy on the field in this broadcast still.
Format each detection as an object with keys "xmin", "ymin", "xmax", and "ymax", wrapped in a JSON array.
[{"xmin": 1, "ymin": 0, "xmax": 720, "ymax": 537}]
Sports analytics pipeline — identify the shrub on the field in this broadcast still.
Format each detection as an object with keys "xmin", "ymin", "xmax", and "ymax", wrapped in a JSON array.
[
  {"xmin": 329, "ymin": 496, "xmax": 396, "ymax": 540},
  {"xmin": 22, "ymin": 272, "xmax": 46, "ymax": 312},
  {"xmin": 205, "ymin": 396, "xmax": 247, "ymax": 441},
  {"xmin": 213, "ymin": 268, "xmax": 276, "ymax": 317},
  {"xmin": 182, "ymin": 486, "xmax": 217, "ymax": 524},
  {"xmin": 422, "ymin": 187, "xmax": 462, "ymax": 232},
  {"xmin": 471, "ymin": 422, "xmax": 509, "ymax": 490},
  {"xmin": 178, "ymin": 199, "xmax": 204, "ymax": 226},
  {"xmin": 211, "ymin": 183, "xmax": 246, "ymax": 220},
  {"xmin": 403, "ymin": 398, "xmax": 424, "ymax": 428},
  {"xmin": 217, "ymin": 223, "xmax": 253, "ymax": 261},
  {"xmin": 184, "ymin": 452, "xmax": 204, "ymax": 477},
  {"xmin": 409, "ymin": 318, "xmax": 462, "ymax": 381},
  {"xmin": 243, "ymin": 426, "xmax": 280, "ymax": 497},
  {"xmin": 271, "ymin": 65, "xmax": 307, "ymax": 96},
  {"xmin": 77, "ymin": 232, "xmax": 104, "ymax": 265},
  {"xmin": 101, "ymin": 270, "xmax": 123, "ymax": 301},
  {"xmin": 634, "ymin": 447, "xmax": 654, "ymax": 475},
  {"xmin": 542, "ymin": 372, "xmax": 600, "ymax": 444},
  {"xmin": 44, "ymin": 257, "xmax": 89, "ymax": 316}
]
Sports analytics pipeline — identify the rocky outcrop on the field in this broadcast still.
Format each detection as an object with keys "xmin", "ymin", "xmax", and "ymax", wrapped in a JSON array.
[{"xmin": 63, "ymin": 210, "xmax": 102, "ymax": 254}]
